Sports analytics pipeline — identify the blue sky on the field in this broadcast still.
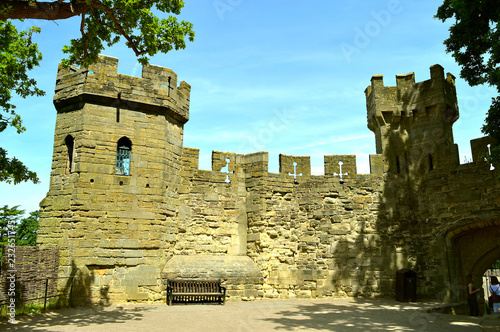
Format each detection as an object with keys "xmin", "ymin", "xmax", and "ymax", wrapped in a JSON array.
[{"xmin": 1, "ymin": 0, "xmax": 496, "ymax": 215}]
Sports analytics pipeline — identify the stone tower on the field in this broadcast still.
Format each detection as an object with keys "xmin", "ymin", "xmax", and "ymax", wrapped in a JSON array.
[
  {"xmin": 365, "ymin": 65, "xmax": 459, "ymax": 175},
  {"xmin": 38, "ymin": 55, "xmax": 191, "ymax": 302}
]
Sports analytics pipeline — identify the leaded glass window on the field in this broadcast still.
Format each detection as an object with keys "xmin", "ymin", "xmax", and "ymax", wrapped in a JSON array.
[{"xmin": 116, "ymin": 137, "xmax": 131, "ymax": 175}]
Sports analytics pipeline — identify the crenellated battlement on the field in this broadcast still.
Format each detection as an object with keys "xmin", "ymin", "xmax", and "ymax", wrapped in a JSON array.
[
  {"xmin": 183, "ymin": 148, "xmax": 383, "ymax": 180},
  {"xmin": 364, "ymin": 65, "xmax": 462, "ymax": 174},
  {"xmin": 470, "ymin": 136, "xmax": 496, "ymax": 165},
  {"xmin": 54, "ymin": 55, "xmax": 191, "ymax": 123},
  {"xmin": 365, "ymin": 65, "xmax": 458, "ymax": 137},
  {"xmin": 182, "ymin": 134, "xmax": 495, "ymax": 183}
]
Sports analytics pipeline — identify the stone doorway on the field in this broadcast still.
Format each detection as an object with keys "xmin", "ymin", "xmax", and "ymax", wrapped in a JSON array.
[{"xmin": 445, "ymin": 220, "xmax": 500, "ymax": 310}]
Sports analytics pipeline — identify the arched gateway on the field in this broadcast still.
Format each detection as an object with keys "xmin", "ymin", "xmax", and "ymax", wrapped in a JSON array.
[{"xmin": 444, "ymin": 219, "xmax": 500, "ymax": 300}]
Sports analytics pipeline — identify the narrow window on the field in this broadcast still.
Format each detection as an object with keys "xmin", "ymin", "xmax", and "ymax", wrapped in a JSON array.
[
  {"xmin": 65, "ymin": 135, "xmax": 75, "ymax": 174},
  {"xmin": 116, "ymin": 92, "xmax": 122, "ymax": 123},
  {"xmin": 428, "ymin": 153, "xmax": 434, "ymax": 171},
  {"xmin": 116, "ymin": 137, "xmax": 132, "ymax": 175},
  {"xmin": 396, "ymin": 156, "xmax": 401, "ymax": 173}
]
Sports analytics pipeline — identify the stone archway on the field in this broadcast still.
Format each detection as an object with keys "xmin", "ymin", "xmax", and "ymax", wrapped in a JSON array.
[
  {"xmin": 472, "ymin": 246, "xmax": 500, "ymax": 278},
  {"xmin": 444, "ymin": 219, "xmax": 500, "ymax": 302}
]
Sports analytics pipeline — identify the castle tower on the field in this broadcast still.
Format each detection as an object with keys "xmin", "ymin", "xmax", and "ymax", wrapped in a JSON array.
[
  {"xmin": 365, "ymin": 65, "xmax": 459, "ymax": 175},
  {"xmin": 38, "ymin": 55, "xmax": 191, "ymax": 303}
]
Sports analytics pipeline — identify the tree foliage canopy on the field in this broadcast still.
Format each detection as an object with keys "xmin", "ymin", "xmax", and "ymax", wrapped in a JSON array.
[
  {"xmin": 15, "ymin": 209, "xmax": 39, "ymax": 246},
  {"xmin": 0, "ymin": 204, "xmax": 23, "ymax": 246},
  {"xmin": 0, "ymin": 20, "xmax": 43, "ymax": 184},
  {"xmin": 0, "ymin": 205, "xmax": 39, "ymax": 247},
  {"xmin": 0, "ymin": 0, "xmax": 194, "ymax": 184},
  {"xmin": 1, "ymin": 0, "xmax": 195, "ymax": 67},
  {"xmin": 435, "ymin": 0, "xmax": 500, "ymax": 162}
]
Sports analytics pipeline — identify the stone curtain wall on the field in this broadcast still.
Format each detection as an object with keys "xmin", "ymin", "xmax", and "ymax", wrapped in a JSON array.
[
  {"xmin": 408, "ymin": 137, "xmax": 500, "ymax": 299},
  {"xmin": 172, "ymin": 141, "xmax": 499, "ymax": 301},
  {"xmin": 171, "ymin": 149, "xmax": 263, "ymax": 299},
  {"xmin": 175, "ymin": 147, "xmax": 388, "ymax": 299},
  {"xmin": 177, "ymin": 148, "xmax": 248, "ymax": 256},
  {"xmin": 38, "ymin": 56, "xmax": 500, "ymax": 303},
  {"xmin": 0, "ymin": 246, "xmax": 59, "ymax": 304},
  {"xmin": 246, "ymin": 173, "xmax": 384, "ymax": 299}
]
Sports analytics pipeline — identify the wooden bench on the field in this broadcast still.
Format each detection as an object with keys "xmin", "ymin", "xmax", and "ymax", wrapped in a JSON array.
[{"xmin": 165, "ymin": 279, "xmax": 226, "ymax": 305}]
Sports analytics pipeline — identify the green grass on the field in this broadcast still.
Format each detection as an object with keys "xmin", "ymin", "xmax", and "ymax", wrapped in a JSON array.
[{"xmin": 0, "ymin": 298, "xmax": 64, "ymax": 317}]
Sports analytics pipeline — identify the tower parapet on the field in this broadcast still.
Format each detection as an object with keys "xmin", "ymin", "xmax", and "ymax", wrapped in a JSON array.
[
  {"xmin": 54, "ymin": 55, "xmax": 191, "ymax": 124},
  {"xmin": 365, "ymin": 65, "xmax": 459, "ymax": 174}
]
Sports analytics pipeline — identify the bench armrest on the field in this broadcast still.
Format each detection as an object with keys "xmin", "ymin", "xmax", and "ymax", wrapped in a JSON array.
[{"xmin": 220, "ymin": 286, "xmax": 226, "ymax": 304}]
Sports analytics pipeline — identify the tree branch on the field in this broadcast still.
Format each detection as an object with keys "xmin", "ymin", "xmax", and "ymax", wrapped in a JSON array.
[
  {"xmin": 94, "ymin": 2, "xmax": 146, "ymax": 56},
  {"xmin": 0, "ymin": 0, "xmax": 90, "ymax": 20},
  {"xmin": 89, "ymin": 7, "xmax": 111, "ymax": 30},
  {"xmin": 80, "ymin": 12, "xmax": 87, "ymax": 57}
]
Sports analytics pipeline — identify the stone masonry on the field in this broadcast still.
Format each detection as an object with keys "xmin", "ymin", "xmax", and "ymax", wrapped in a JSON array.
[{"xmin": 38, "ymin": 55, "xmax": 500, "ymax": 304}]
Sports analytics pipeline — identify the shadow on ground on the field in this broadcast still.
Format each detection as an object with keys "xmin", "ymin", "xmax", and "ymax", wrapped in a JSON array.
[
  {"xmin": 256, "ymin": 298, "xmax": 480, "ymax": 332},
  {"xmin": 0, "ymin": 305, "xmax": 156, "ymax": 331}
]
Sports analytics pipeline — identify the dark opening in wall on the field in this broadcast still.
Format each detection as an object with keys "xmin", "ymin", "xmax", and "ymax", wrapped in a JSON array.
[{"xmin": 65, "ymin": 135, "xmax": 75, "ymax": 174}]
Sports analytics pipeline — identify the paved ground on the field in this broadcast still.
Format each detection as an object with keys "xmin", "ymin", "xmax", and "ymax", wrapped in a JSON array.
[{"xmin": 1, "ymin": 298, "xmax": 500, "ymax": 331}]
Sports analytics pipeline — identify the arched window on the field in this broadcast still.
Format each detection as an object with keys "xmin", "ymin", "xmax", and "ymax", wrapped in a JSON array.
[
  {"xmin": 65, "ymin": 135, "xmax": 75, "ymax": 174},
  {"xmin": 116, "ymin": 137, "xmax": 132, "ymax": 175}
]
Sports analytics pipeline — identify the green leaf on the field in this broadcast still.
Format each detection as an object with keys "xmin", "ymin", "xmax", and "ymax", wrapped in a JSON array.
[
  {"xmin": 62, "ymin": 0, "xmax": 195, "ymax": 68},
  {"xmin": 0, "ymin": 147, "xmax": 39, "ymax": 184},
  {"xmin": 16, "ymin": 210, "xmax": 39, "ymax": 246},
  {"xmin": 436, "ymin": 0, "xmax": 500, "ymax": 164}
]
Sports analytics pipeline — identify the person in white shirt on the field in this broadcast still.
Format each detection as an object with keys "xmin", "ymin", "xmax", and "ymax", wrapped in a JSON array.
[{"xmin": 490, "ymin": 276, "xmax": 500, "ymax": 313}]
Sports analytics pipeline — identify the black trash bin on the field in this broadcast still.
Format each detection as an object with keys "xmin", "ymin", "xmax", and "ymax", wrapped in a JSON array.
[{"xmin": 395, "ymin": 269, "xmax": 417, "ymax": 302}]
